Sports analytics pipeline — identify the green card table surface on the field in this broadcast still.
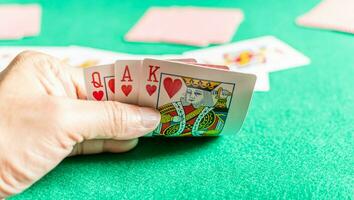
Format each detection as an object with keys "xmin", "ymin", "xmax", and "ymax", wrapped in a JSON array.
[{"xmin": 1, "ymin": 0, "xmax": 353, "ymax": 199}]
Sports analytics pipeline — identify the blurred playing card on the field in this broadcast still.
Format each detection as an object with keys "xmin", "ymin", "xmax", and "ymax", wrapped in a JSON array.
[
  {"xmin": 0, "ymin": 46, "xmax": 68, "ymax": 72},
  {"xmin": 247, "ymin": 71, "xmax": 269, "ymax": 92},
  {"xmin": 125, "ymin": 6, "xmax": 244, "ymax": 46},
  {"xmin": 68, "ymin": 46, "xmax": 136, "ymax": 67},
  {"xmin": 184, "ymin": 36, "xmax": 311, "ymax": 91},
  {"xmin": 296, "ymin": 0, "xmax": 354, "ymax": 34},
  {"xmin": 0, "ymin": 46, "xmax": 136, "ymax": 71},
  {"xmin": 184, "ymin": 36, "xmax": 310, "ymax": 72},
  {"xmin": 126, "ymin": 54, "xmax": 196, "ymax": 60},
  {"xmin": 0, "ymin": 46, "xmax": 86, "ymax": 70},
  {"xmin": 0, "ymin": 4, "xmax": 41, "ymax": 40}
]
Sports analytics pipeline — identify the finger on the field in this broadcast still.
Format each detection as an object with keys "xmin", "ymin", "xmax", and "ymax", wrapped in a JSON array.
[
  {"xmin": 65, "ymin": 66, "xmax": 87, "ymax": 99},
  {"xmin": 64, "ymin": 98, "xmax": 160, "ymax": 140},
  {"xmin": 69, "ymin": 139, "xmax": 138, "ymax": 156}
]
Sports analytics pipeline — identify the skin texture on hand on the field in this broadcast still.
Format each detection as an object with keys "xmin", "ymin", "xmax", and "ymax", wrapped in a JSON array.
[{"xmin": 0, "ymin": 51, "xmax": 160, "ymax": 198}]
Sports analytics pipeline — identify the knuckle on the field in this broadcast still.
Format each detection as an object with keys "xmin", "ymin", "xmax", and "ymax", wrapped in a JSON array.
[
  {"xmin": 103, "ymin": 102, "xmax": 129, "ymax": 137},
  {"xmin": 12, "ymin": 50, "xmax": 58, "ymax": 70},
  {"xmin": 16, "ymin": 50, "xmax": 37, "ymax": 59},
  {"xmin": 14, "ymin": 50, "xmax": 48, "ymax": 63},
  {"xmin": 0, "ymin": 160, "xmax": 28, "ymax": 197},
  {"xmin": 0, "ymin": 174, "xmax": 14, "ymax": 198}
]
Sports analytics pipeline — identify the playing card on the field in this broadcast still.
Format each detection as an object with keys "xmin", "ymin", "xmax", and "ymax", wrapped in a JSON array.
[
  {"xmin": 247, "ymin": 71, "xmax": 269, "ymax": 92},
  {"xmin": 0, "ymin": 46, "xmax": 134, "ymax": 71},
  {"xmin": 125, "ymin": 54, "xmax": 198, "ymax": 61},
  {"xmin": 0, "ymin": 4, "xmax": 41, "ymax": 40},
  {"xmin": 193, "ymin": 63, "xmax": 229, "ymax": 70},
  {"xmin": 125, "ymin": 7, "xmax": 244, "ymax": 46},
  {"xmin": 0, "ymin": 46, "xmax": 71, "ymax": 72},
  {"xmin": 114, "ymin": 60, "xmax": 142, "ymax": 104},
  {"xmin": 68, "ymin": 46, "xmax": 136, "ymax": 67},
  {"xmin": 184, "ymin": 36, "xmax": 308, "ymax": 91},
  {"xmin": 187, "ymin": 63, "xmax": 271, "ymax": 92},
  {"xmin": 0, "ymin": 46, "xmax": 197, "ymax": 73},
  {"xmin": 167, "ymin": 58, "xmax": 197, "ymax": 63},
  {"xmin": 19, "ymin": 4, "xmax": 42, "ymax": 36},
  {"xmin": 296, "ymin": 0, "xmax": 354, "ymax": 34},
  {"xmin": 138, "ymin": 59, "xmax": 256, "ymax": 137},
  {"xmin": 184, "ymin": 36, "xmax": 310, "ymax": 72},
  {"xmin": 84, "ymin": 64, "xmax": 115, "ymax": 101}
]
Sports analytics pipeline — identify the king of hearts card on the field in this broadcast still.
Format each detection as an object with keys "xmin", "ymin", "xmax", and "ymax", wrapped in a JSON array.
[{"xmin": 139, "ymin": 59, "xmax": 256, "ymax": 137}]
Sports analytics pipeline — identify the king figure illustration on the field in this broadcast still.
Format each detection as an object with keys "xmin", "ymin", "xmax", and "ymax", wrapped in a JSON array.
[{"xmin": 154, "ymin": 76, "xmax": 232, "ymax": 137}]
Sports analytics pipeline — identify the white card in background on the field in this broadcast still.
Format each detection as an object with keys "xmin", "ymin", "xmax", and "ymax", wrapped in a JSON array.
[
  {"xmin": 0, "ymin": 46, "xmax": 70, "ymax": 72},
  {"xmin": 126, "ymin": 54, "xmax": 197, "ymax": 61},
  {"xmin": 68, "ymin": 46, "xmax": 137, "ymax": 67},
  {"xmin": 114, "ymin": 60, "xmax": 142, "ymax": 104},
  {"xmin": 0, "ymin": 45, "xmax": 137, "ymax": 72},
  {"xmin": 0, "ymin": 46, "xmax": 196, "ymax": 72},
  {"xmin": 229, "ymin": 62, "xmax": 270, "ymax": 92},
  {"xmin": 83, "ymin": 64, "xmax": 115, "ymax": 101},
  {"xmin": 138, "ymin": 59, "xmax": 256, "ymax": 137},
  {"xmin": 184, "ymin": 35, "xmax": 310, "ymax": 72},
  {"xmin": 0, "ymin": 46, "xmax": 115, "ymax": 71},
  {"xmin": 246, "ymin": 71, "xmax": 269, "ymax": 92}
]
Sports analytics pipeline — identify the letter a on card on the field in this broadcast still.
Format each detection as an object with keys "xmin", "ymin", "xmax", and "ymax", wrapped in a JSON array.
[{"xmin": 114, "ymin": 60, "xmax": 142, "ymax": 104}]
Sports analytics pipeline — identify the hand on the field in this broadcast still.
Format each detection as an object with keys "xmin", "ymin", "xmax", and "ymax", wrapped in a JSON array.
[{"xmin": 0, "ymin": 51, "xmax": 160, "ymax": 198}]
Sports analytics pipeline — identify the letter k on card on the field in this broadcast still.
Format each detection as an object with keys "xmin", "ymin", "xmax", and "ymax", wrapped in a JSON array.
[{"xmin": 138, "ymin": 59, "xmax": 161, "ymax": 107}]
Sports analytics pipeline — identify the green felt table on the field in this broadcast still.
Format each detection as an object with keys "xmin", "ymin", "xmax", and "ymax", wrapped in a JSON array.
[{"xmin": 1, "ymin": 0, "xmax": 353, "ymax": 199}]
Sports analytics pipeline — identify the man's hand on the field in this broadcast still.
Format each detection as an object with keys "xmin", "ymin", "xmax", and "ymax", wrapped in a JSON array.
[{"xmin": 0, "ymin": 51, "xmax": 160, "ymax": 198}]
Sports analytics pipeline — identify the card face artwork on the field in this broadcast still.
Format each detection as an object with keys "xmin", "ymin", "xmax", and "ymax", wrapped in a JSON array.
[
  {"xmin": 139, "ymin": 59, "xmax": 256, "ymax": 137},
  {"xmin": 84, "ymin": 64, "xmax": 115, "ymax": 101},
  {"xmin": 114, "ymin": 60, "xmax": 141, "ymax": 104},
  {"xmin": 154, "ymin": 73, "xmax": 235, "ymax": 137},
  {"xmin": 183, "ymin": 36, "xmax": 310, "ymax": 92}
]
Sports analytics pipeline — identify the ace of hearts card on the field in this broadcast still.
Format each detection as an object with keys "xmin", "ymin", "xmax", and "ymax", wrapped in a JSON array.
[
  {"xmin": 114, "ymin": 60, "xmax": 142, "ymax": 104},
  {"xmin": 138, "ymin": 59, "xmax": 256, "ymax": 137}
]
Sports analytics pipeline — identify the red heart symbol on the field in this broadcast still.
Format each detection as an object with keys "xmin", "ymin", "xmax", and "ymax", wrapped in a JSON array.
[
  {"xmin": 93, "ymin": 90, "xmax": 104, "ymax": 101},
  {"xmin": 163, "ymin": 77, "xmax": 182, "ymax": 98},
  {"xmin": 108, "ymin": 79, "xmax": 115, "ymax": 93},
  {"xmin": 146, "ymin": 84, "xmax": 157, "ymax": 96},
  {"xmin": 121, "ymin": 85, "xmax": 132, "ymax": 96}
]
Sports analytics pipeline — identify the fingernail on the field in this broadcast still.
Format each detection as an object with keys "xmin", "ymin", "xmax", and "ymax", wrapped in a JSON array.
[{"xmin": 139, "ymin": 107, "xmax": 161, "ymax": 129}]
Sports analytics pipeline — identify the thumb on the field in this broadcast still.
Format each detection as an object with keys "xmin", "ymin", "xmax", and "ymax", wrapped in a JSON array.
[{"xmin": 64, "ymin": 99, "xmax": 160, "ymax": 140}]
